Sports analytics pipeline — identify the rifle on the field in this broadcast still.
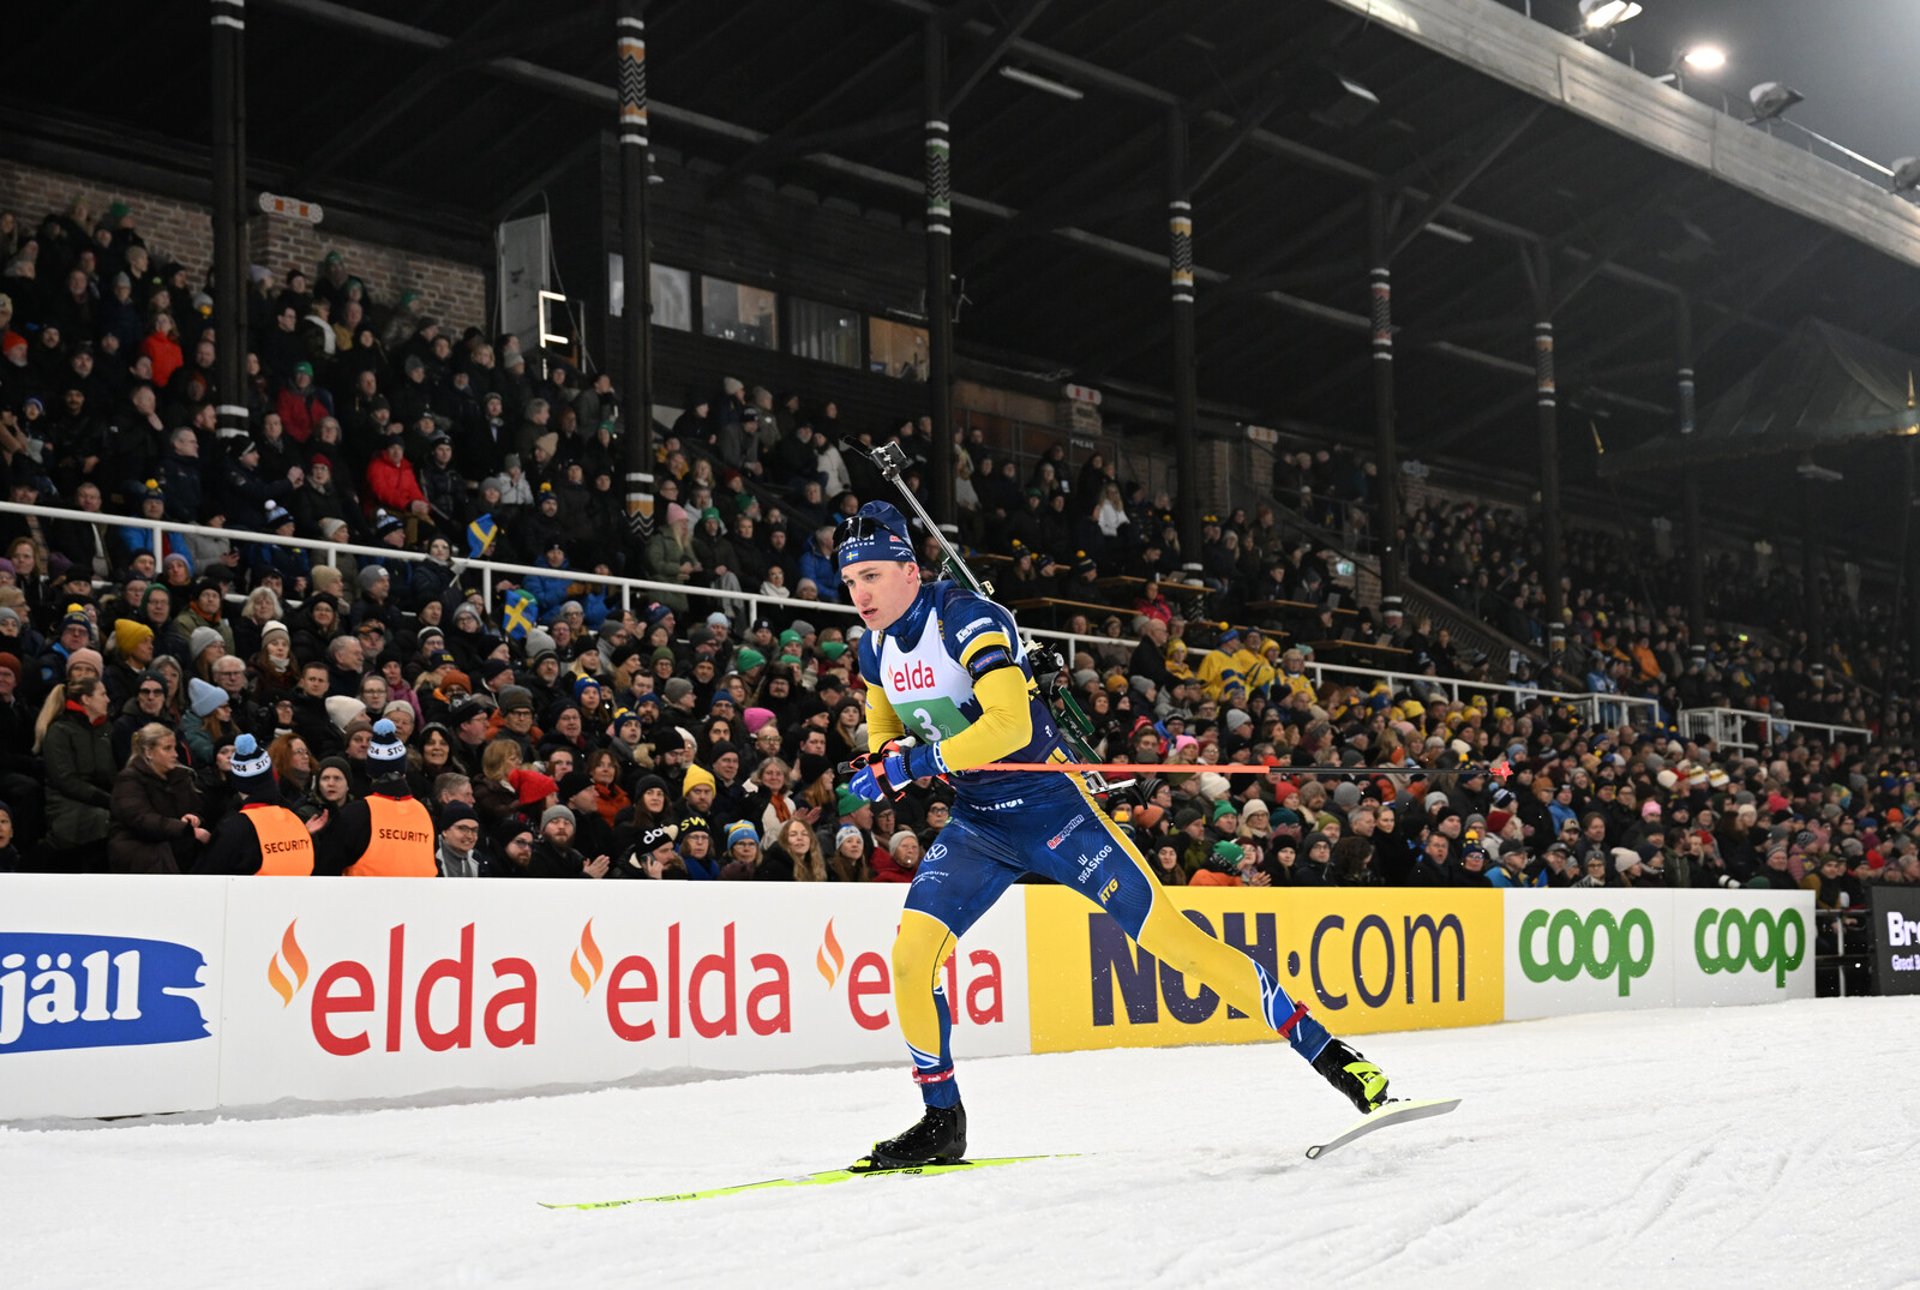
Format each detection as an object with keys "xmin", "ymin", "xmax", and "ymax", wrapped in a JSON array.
[{"xmin": 866, "ymin": 442, "xmax": 1131, "ymax": 797}]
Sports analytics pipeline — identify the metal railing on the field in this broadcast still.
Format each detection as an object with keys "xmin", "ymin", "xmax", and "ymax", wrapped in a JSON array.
[
  {"xmin": 1679, "ymin": 707, "xmax": 1871, "ymax": 753},
  {"xmin": 0, "ymin": 498, "xmax": 1143, "ymax": 661},
  {"xmin": 1814, "ymin": 909, "xmax": 1871, "ymax": 1000},
  {"xmin": 1303, "ymin": 658, "xmax": 1659, "ymax": 730}
]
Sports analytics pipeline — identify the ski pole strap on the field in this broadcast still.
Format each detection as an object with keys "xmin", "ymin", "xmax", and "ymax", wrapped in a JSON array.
[
  {"xmin": 1275, "ymin": 1001, "xmax": 1310, "ymax": 1038},
  {"xmin": 911, "ymin": 1067, "xmax": 955, "ymax": 1086}
]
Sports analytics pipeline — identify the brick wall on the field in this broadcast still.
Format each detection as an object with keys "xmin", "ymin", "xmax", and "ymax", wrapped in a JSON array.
[
  {"xmin": 0, "ymin": 158, "xmax": 211, "ymax": 274},
  {"xmin": 0, "ymin": 158, "xmax": 487, "ymax": 331}
]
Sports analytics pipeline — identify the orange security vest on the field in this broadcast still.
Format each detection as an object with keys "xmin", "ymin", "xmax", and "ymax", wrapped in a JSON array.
[
  {"xmin": 242, "ymin": 803, "xmax": 315, "ymax": 876},
  {"xmin": 345, "ymin": 794, "xmax": 438, "ymax": 878}
]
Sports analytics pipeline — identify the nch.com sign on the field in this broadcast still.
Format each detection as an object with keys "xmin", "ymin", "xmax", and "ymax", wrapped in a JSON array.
[{"xmin": 1506, "ymin": 890, "xmax": 1813, "ymax": 1019}]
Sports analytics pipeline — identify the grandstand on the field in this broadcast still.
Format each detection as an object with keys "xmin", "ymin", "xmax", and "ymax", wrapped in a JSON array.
[{"xmin": 1, "ymin": 0, "xmax": 1917, "ymax": 1104}]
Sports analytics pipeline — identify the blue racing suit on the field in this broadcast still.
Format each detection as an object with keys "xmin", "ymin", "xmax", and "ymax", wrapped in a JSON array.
[{"xmin": 857, "ymin": 581, "xmax": 1334, "ymax": 1108}]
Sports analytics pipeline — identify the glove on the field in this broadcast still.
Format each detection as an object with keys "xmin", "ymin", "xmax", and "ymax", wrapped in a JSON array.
[{"xmin": 848, "ymin": 741, "xmax": 946, "ymax": 801}]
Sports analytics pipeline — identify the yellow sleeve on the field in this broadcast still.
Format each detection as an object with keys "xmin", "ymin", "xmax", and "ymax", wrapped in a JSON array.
[
  {"xmin": 934, "ymin": 664, "xmax": 1034, "ymax": 772},
  {"xmin": 865, "ymin": 681, "xmax": 906, "ymax": 753}
]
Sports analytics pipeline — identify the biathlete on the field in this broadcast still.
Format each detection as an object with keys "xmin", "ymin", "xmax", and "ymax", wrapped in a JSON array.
[{"xmin": 839, "ymin": 501, "xmax": 1391, "ymax": 1167}]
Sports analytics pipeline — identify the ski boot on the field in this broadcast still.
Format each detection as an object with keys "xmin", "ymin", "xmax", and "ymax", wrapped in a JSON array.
[
  {"xmin": 1312, "ymin": 1039, "xmax": 1389, "ymax": 1114},
  {"xmin": 861, "ymin": 1101, "xmax": 968, "ymax": 1169}
]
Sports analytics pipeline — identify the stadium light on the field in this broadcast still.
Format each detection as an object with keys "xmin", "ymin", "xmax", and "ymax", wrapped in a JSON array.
[
  {"xmin": 1579, "ymin": 0, "xmax": 1643, "ymax": 32},
  {"xmin": 1681, "ymin": 44, "xmax": 1727, "ymax": 73},
  {"xmin": 998, "ymin": 66, "xmax": 1084, "ymax": 101},
  {"xmin": 1747, "ymin": 82, "xmax": 1805, "ymax": 123}
]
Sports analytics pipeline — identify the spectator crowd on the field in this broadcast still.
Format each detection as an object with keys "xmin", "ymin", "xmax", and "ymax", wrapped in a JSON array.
[{"xmin": 0, "ymin": 192, "xmax": 1914, "ymax": 954}]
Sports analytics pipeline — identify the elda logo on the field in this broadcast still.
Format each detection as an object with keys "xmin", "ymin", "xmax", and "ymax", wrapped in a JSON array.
[
  {"xmin": 568, "ymin": 918, "xmax": 793, "ymax": 1042},
  {"xmin": 266, "ymin": 920, "xmax": 538, "ymax": 1056},
  {"xmin": 816, "ymin": 917, "xmax": 1005, "ymax": 1032},
  {"xmin": 2, "ymin": 933, "xmax": 210, "ymax": 1054}
]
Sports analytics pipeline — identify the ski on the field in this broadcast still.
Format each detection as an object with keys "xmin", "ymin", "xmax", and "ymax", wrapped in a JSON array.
[
  {"xmin": 540, "ymin": 1154, "xmax": 1072, "ymax": 1209},
  {"xmin": 1305, "ymin": 1098, "xmax": 1462, "ymax": 1160}
]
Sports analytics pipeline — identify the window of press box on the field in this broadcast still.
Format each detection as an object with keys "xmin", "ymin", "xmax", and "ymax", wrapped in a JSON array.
[
  {"xmin": 650, "ymin": 264, "xmax": 692, "ymax": 331},
  {"xmin": 869, "ymin": 316, "xmax": 929, "ymax": 381},
  {"xmin": 788, "ymin": 297, "xmax": 862, "ymax": 369},
  {"xmin": 604, "ymin": 257, "xmax": 691, "ymax": 331},
  {"xmin": 702, "ymin": 276, "xmax": 778, "ymax": 349}
]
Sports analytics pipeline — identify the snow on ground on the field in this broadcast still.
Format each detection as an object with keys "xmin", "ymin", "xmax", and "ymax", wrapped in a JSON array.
[{"xmin": 9, "ymin": 998, "xmax": 1918, "ymax": 1290}]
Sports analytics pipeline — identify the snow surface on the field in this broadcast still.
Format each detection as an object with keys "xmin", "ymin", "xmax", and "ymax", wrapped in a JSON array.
[{"xmin": 10, "ymin": 998, "xmax": 1918, "ymax": 1290}]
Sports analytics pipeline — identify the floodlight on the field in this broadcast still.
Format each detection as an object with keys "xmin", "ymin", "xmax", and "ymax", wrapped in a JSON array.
[
  {"xmin": 1747, "ymin": 82, "xmax": 1804, "ymax": 123},
  {"xmin": 1681, "ymin": 45, "xmax": 1726, "ymax": 73},
  {"xmin": 1579, "ymin": 0, "xmax": 1642, "ymax": 31}
]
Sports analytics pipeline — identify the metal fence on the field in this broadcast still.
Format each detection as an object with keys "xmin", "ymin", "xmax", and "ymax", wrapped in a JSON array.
[
  {"xmin": 1304, "ymin": 658, "xmax": 1659, "ymax": 730},
  {"xmin": 0, "ymin": 498, "xmax": 1145, "ymax": 663},
  {"xmin": 1679, "ymin": 706, "xmax": 1872, "ymax": 753}
]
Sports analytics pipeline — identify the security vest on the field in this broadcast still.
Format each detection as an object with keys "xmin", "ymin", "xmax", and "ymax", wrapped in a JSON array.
[
  {"xmin": 345, "ymin": 794, "xmax": 438, "ymax": 878},
  {"xmin": 242, "ymin": 803, "xmax": 315, "ymax": 876}
]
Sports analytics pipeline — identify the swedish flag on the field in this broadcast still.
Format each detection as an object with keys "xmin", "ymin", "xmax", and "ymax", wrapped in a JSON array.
[
  {"xmin": 467, "ymin": 512, "xmax": 499, "ymax": 558},
  {"xmin": 502, "ymin": 589, "xmax": 537, "ymax": 639}
]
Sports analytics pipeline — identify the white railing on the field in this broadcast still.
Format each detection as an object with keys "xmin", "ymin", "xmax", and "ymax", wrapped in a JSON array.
[
  {"xmin": 0, "ymin": 498, "xmax": 1144, "ymax": 657},
  {"xmin": 1304, "ymin": 659, "xmax": 1660, "ymax": 730},
  {"xmin": 0, "ymin": 499, "xmax": 1719, "ymax": 736},
  {"xmin": 1680, "ymin": 707, "xmax": 1872, "ymax": 753}
]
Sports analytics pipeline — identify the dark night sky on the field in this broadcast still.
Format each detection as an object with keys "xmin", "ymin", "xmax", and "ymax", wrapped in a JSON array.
[{"xmin": 1556, "ymin": 0, "xmax": 1920, "ymax": 174}]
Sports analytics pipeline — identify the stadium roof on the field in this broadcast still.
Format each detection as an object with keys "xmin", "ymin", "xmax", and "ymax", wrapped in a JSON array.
[{"xmin": 9, "ymin": 0, "xmax": 1920, "ymax": 538}]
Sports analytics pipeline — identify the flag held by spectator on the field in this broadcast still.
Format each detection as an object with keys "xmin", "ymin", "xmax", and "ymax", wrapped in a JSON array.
[
  {"xmin": 502, "ymin": 589, "xmax": 537, "ymax": 639},
  {"xmin": 468, "ymin": 512, "xmax": 499, "ymax": 559}
]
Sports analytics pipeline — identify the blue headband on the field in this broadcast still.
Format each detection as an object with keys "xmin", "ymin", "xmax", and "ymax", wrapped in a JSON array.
[{"xmin": 834, "ymin": 502, "xmax": 916, "ymax": 571}]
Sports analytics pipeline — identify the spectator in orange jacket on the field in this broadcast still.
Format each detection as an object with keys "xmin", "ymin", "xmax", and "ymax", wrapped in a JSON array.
[{"xmin": 364, "ymin": 436, "xmax": 428, "ymax": 520}]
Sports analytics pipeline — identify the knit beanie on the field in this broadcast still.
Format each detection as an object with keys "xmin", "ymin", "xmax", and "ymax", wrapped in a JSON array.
[
  {"xmin": 188, "ymin": 677, "xmax": 227, "ymax": 718},
  {"xmin": 541, "ymin": 804, "xmax": 575, "ymax": 831},
  {"xmin": 114, "ymin": 619, "xmax": 154, "ymax": 656},
  {"xmin": 511, "ymin": 767, "xmax": 559, "ymax": 807},
  {"xmin": 325, "ymin": 695, "xmax": 367, "ymax": 731},
  {"xmin": 231, "ymin": 732, "xmax": 272, "ymax": 784},
  {"xmin": 367, "ymin": 718, "xmax": 408, "ymax": 777},
  {"xmin": 188, "ymin": 625, "xmax": 223, "ymax": 660},
  {"xmin": 682, "ymin": 762, "xmax": 717, "ymax": 795},
  {"xmin": 725, "ymin": 820, "xmax": 757, "ymax": 850},
  {"xmin": 65, "ymin": 647, "xmax": 103, "ymax": 676}
]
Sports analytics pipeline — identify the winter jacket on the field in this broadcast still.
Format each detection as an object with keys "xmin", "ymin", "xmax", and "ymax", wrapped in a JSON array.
[
  {"xmin": 44, "ymin": 705, "xmax": 116, "ymax": 849},
  {"xmin": 364, "ymin": 453, "xmax": 426, "ymax": 515},
  {"xmin": 107, "ymin": 761, "xmax": 203, "ymax": 874}
]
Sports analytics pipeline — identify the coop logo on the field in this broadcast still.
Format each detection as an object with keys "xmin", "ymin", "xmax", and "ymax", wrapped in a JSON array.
[
  {"xmin": 267, "ymin": 920, "xmax": 537, "ymax": 1056},
  {"xmin": 813, "ymin": 918, "xmax": 1005, "ymax": 1033},
  {"xmin": 1518, "ymin": 907, "xmax": 1655, "ymax": 997},
  {"xmin": 1693, "ymin": 907, "xmax": 1805, "ymax": 988},
  {"xmin": 1, "ymin": 933, "xmax": 210, "ymax": 1054}
]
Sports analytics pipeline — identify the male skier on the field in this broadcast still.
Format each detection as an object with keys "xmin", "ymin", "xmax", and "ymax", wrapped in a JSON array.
[{"xmin": 840, "ymin": 501, "xmax": 1390, "ymax": 1166}]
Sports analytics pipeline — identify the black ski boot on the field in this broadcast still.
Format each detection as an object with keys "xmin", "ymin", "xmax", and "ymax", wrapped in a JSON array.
[
  {"xmin": 1312, "ymin": 1039, "xmax": 1390, "ymax": 1114},
  {"xmin": 862, "ymin": 1101, "xmax": 968, "ymax": 1169}
]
